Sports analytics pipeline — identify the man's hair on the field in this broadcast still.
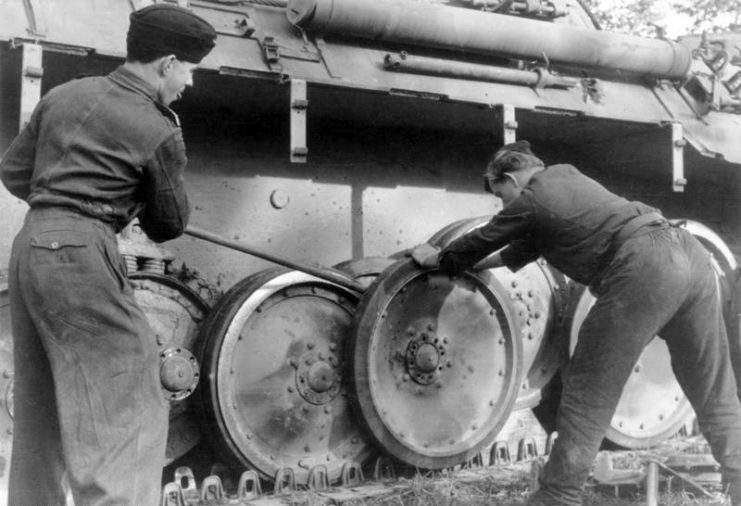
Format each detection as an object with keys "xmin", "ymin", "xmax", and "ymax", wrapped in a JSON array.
[{"xmin": 484, "ymin": 140, "xmax": 544, "ymax": 184}]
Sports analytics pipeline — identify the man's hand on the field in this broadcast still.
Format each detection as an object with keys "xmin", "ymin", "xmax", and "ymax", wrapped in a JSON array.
[{"xmin": 410, "ymin": 243, "xmax": 441, "ymax": 268}]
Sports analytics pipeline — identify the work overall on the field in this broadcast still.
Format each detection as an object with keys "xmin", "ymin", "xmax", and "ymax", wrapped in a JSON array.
[
  {"xmin": 8, "ymin": 207, "xmax": 167, "ymax": 506},
  {"xmin": 531, "ymin": 225, "xmax": 741, "ymax": 505}
]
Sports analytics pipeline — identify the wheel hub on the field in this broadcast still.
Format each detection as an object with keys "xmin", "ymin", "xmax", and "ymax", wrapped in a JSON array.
[
  {"xmin": 160, "ymin": 348, "xmax": 200, "ymax": 401},
  {"xmin": 296, "ymin": 349, "xmax": 341, "ymax": 404},
  {"xmin": 404, "ymin": 325, "xmax": 447, "ymax": 384}
]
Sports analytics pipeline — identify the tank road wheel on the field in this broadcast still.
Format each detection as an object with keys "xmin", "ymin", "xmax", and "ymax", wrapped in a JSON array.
[
  {"xmin": 351, "ymin": 258, "xmax": 522, "ymax": 469},
  {"xmin": 428, "ymin": 217, "xmax": 568, "ymax": 410},
  {"xmin": 198, "ymin": 268, "xmax": 373, "ymax": 483},
  {"xmin": 568, "ymin": 287, "xmax": 694, "ymax": 449},
  {"xmin": 676, "ymin": 220, "xmax": 741, "ymax": 405},
  {"xmin": 0, "ymin": 276, "xmax": 14, "ymax": 494},
  {"xmin": 426, "ymin": 217, "xmax": 478, "ymax": 246},
  {"xmin": 674, "ymin": 219, "xmax": 738, "ymax": 325},
  {"xmin": 674, "ymin": 219, "xmax": 738, "ymax": 277},
  {"xmin": 129, "ymin": 272, "xmax": 210, "ymax": 463}
]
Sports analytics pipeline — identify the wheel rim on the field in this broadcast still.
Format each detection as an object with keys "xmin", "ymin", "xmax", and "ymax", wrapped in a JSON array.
[
  {"xmin": 199, "ymin": 268, "xmax": 371, "ymax": 482},
  {"xmin": 428, "ymin": 217, "xmax": 567, "ymax": 409},
  {"xmin": 352, "ymin": 258, "xmax": 522, "ymax": 468},
  {"xmin": 674, "ymin": 219, "xmax": 737, "ymax": 275},
  {"xmin": 129, "ymin": 272, "xmax": 209, "ymax": 462},
  {"xmin": 333, "ymin": 257, "xmax": 395, "ymax": 288},
  {"xmin": 0, "ymin": 277, "xmax": 13, "ymax": 495},
  {"xmin": 674, "ymin": 219, "xmax": 737, "ymax": 324},
  {"xmin": 426, "ymin": 217, "xmax": 477, "ymax": 246}
]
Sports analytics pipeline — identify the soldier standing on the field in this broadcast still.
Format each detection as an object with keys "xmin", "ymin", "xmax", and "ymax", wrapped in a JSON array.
[
  {"xmin": 413, "ymin": 140, "xmax": 741, "ymax": 506},
  {"xmin": 0, "ymin": 5, "xmax": 216, "ymax": 505}
]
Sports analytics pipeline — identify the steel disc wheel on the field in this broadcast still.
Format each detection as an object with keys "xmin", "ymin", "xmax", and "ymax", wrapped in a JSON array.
[
  {"xmin": 351, "ymin": 258, "xmax": 522, "ymax": 469},
  {"xmin": 674, "ymin": 219, "xmax": 738, "ymax": 276},
  {"xmin": 428, "ymin": 217, "xmax": 567, "ymax": 409},
  {"xmin": 569, "ymin": 287, "xmax": 693, "ymax": 448},
  {"xmin": 0, "ymin": 276, "xmax": 13, "ymax": 495},
  {"xmin": 129, "ymin": 272, "xmax": 210, "ymax": 462},
  {"xmin": 426, "ymin": 217, "xmax": 477, "ymax": 246},
  {"xmin": 199, "ymin": 268, "xmax": 372, "ymax": 482},
  {"xmin": 674, "ymin": 220, "xmax": 737, "ymax": 325}
]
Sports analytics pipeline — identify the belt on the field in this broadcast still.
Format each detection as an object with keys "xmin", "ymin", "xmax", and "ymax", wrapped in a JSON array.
[
  {"xmin": 608, "ymin": 212, "xmax": 666, "ymax": 258},
  {"xmin": 27, "ymin": 205, "xmax": 118, "ymax": 236}
]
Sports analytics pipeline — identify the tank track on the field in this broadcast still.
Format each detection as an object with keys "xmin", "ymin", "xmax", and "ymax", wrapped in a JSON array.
[{"xmin": 160, "ymin": 409, "xmax": 706, "ymax": 505}]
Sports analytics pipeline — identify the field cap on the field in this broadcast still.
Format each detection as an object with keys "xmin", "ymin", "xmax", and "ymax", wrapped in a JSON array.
[{"xmin": 127, "ymin": 4, "xmax": 217, "ymax": 63}]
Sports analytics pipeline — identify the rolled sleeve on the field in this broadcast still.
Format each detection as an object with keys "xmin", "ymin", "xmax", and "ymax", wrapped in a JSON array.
[{"xmin": 137, "ymin": 130, "xmax": 190, "ymax": 242}]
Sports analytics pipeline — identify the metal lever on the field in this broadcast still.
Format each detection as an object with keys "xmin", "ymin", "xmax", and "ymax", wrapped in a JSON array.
[{"xmin": 184, "ymin": 225, "xmax": 366, "ymax": 293}]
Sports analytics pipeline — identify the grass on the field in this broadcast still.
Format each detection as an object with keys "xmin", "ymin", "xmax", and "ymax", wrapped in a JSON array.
[{"xmin": 268, "ymin": 436, "xmax": 731, "ymax": 506}]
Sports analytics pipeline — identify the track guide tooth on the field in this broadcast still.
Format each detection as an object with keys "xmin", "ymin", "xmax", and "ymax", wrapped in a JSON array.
[
  {"xmin": 341, "ymin": 462, "xmax": 364, "ymax": 487},
  {"xmin": 490, "ymin": 441, "xmax": 512, "ymax": 465},
  {"xmin": 373, "ymin": 456, "xmax": 397, "ymax": 481},
  {"xmin": 273, "ymin": 467, "xmax": 296, "ymax": 495},
  {"xmin": 237, "ymin": 470, "xmax": 262, "ymax": 500},
  {"xmin": 200, "ymin": 475, "xmax": 226, "ymax": 503},
  {"xmin": 517, "ymin": 437, "xmax": 539, "ymax": 462},
  {"xmin": 160, "ymin": 482, "xmax": 186, "ymax": 506},
  {"xmin": 307, "ymin": 464, "xmax": 330, "ymax": 491}
]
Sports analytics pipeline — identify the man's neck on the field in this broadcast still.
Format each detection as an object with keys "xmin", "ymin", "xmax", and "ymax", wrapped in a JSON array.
[{"xmin": 122, "ymin": 60, "xmax": 161, "ymax": 91}]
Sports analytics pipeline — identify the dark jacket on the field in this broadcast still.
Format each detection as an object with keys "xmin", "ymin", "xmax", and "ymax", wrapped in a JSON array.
[
  {"xmin": 0, "ymin": 66, "xmax": 190, "ymax": 242},
  {"xmin": 440, "ymin": 164, "xmax": 659, "ymax": 285}
]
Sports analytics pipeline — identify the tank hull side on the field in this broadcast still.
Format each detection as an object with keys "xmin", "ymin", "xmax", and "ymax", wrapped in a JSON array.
[{"xmin": 0, "ymin": 52, "xmax": 740, "ymax": 293}]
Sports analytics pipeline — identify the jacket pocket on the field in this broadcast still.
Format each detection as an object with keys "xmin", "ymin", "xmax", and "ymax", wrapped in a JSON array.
[{"xmin": 31, "ymin": 230, "xmax": 88, "ymax": 251}]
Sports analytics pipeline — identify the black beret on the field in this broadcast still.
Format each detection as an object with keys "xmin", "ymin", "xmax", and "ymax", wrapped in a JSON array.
[{"xmin": 127, "ymin": 4, "xmax": 217, "ymax": 64}]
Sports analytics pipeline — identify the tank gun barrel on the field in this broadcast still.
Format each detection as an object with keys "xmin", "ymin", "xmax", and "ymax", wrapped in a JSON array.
[{"xmin": 287, "ymin": 0, "xmax": 692, "ymax": 80}]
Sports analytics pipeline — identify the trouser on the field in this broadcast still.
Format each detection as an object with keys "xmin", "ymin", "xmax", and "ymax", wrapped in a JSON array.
[
  {"xmin": 532, "ymin": 226, "xmax": 741, "ymax": 505},
  {"xmin": 8, "ymin": 208, "xmax": 168, "ymax": 506}
]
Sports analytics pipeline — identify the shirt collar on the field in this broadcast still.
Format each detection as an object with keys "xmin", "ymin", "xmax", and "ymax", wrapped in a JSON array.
[{"xmin": 108, "ymin": 65, "xmax": 159, "ymax": 104}]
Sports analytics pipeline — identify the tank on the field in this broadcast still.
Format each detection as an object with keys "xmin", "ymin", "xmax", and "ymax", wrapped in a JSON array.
[{"xmin": 1, "ymin": 0, "xmax": 741, "ymax": 498}]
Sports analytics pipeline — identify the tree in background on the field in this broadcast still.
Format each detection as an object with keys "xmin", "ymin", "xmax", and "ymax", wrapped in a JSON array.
[{"xmin": 582, "ymin": 0, "xmax": 740, "ymax": 38}]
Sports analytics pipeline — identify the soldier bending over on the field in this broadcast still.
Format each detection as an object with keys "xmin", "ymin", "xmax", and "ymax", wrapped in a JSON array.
[{"xmin": 413, "ymin": 140, "xmax": 741, "ymax": 506}]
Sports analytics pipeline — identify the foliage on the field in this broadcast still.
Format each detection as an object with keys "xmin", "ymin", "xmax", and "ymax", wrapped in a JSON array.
[{"xmin": 580, "ymin": 0, "xmax": 740, "ymax": 37}]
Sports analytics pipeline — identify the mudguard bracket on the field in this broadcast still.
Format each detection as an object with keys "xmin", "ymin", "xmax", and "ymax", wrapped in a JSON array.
[
  {"xmin": 20, "ymin": 43, "xmax": 43, "ymax": 131},
  {"xmin": 671, "ymin": 122, "xmax": 687, "ymax": 192},
  {"xmin": 291, "ymin": 78, "xmax": 308, "ymax": 163}
]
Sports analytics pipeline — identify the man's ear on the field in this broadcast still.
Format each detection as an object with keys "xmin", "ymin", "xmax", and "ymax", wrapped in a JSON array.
[
  {"xmin": 503, "ymin": 172, "xmax": 519, "ymax": 187},
  {"xmin": 157, "ymin": 55, "xmax": 177, "ymax": 76}
]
